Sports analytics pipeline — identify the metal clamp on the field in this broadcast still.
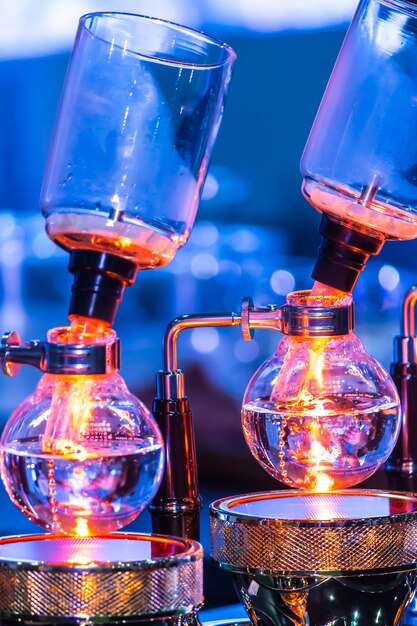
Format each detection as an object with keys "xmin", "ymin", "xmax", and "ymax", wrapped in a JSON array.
[
  {"xmin": 281, "ymin": 299, "xmax": 354, "ymax": 337},
  {"xmin": 0, "ymin": 332, "xmax": 120, "ymax": 376},
  {"xmin": 240, "ymin": 294, "xmax": 353, "ymax": 339}
]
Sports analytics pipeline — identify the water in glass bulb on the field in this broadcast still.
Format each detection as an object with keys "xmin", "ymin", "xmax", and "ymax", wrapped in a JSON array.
[
  {"xmin": 0, "ymin": 317, "xmax": 164, "ymax": 535},
  {"xmin": 242, "ymin": 290, "xmax": 401, "ymax": 491}
]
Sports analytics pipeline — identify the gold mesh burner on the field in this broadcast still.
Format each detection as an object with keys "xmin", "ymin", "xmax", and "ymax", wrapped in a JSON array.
[
  {"xmin": 210, "ymin": 489, "xmax": 417, "ymax": 576},
  {"xmin": 0, "ymin": 533, "xmax": 203, "ymax": 620}
]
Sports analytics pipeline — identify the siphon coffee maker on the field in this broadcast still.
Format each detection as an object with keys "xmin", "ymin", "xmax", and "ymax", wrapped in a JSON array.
[
  {"xmin": 2, "ymin": 1, "xmax": 417, "ymax": 625},
  {"xmin": 0, "ymin": 11, "xmax": 236, "ymax": 626}
]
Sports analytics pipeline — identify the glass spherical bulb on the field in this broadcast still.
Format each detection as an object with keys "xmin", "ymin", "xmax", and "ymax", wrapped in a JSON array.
[
  {"xmin": 0, "ymin": 368, "xmax": 164, "ymax": 535},
  {"xmin": 242, "ymin": 331, "xmax": 401, "ymax": 491}
]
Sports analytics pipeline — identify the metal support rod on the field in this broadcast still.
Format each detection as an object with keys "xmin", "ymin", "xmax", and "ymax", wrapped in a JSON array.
[
  {"xmin": 389, "ymin": 286, "xmax": 417, "ymax": 475},
  {"xmin": 162, "ymin": 298, "xmax": 285, "ymax": 372},
  {"xmin": 163, "ymin": 312, "xmax": 242, "ymax": 372},
  {"xmin": 158, "ymin": 299, "xmax": 284, "ymax": 400},
  {"xmin": 162, "ymin": 296, "xmax": 354, "ymax": 374},
  {"xmin": 150, "ymin": 298, "xmax": 282, "ymax": 539},
  {"xmin": 158, "ymin": 295, "xmax": 354, "ymax": 400},
  {"xmin": 402, "ymin": 286, "xmax": 417, "ymax": 337}
]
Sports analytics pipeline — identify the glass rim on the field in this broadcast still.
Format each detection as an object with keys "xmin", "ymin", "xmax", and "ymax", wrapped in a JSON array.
[
  {"xmin": 379, "ymin": 0, "xmax": 417, "ymax": 15},
  {"xmin": 286, "ymin": 289, "xmax": 353, "ymax": 308},
  {"xmin": 80, "ymin": 11, "xmax": 237, "ymax": 69}
]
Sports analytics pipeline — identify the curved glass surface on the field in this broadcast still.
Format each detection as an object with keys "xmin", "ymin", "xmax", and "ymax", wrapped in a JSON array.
[{"xmin": 41, "ymin": 12, "xmax": 236, "ymax": 267}]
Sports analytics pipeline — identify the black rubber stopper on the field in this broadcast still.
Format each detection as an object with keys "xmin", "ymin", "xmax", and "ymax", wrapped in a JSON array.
[
  {"xmin": 312, "ymin": 213, "xmax": 385, "ymax": 292},
  {"xmin": 68, "ymin": 250, "xmax": 137, "ymax": 325}
]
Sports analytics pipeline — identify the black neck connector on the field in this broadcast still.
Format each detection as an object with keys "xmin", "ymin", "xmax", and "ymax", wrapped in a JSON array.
[
  {"xmin": 312, "ymin": 213, "xmax": 385, "ymax": 292},
  {"xmin": 68, "ymin": 250, "xmax": 137, "ymax": 325}
]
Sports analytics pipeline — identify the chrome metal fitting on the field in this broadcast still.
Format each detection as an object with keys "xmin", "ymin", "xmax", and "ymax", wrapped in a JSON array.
[
  {"xmin": 0, "ymin": 533, "xmax": 203, "ymax": 622},
  {"xmin": 393, "ymin": 286, "xmax": 417, "ymax": 364},
  {"xmin": 158, "ymin": 293, "xmax": 354, "ymax": 400},
  {"xmin": 393, "ymin": 336, "xmax": 417, "ymax": 365},
  {"xmin": 0, "ymin": 332, "xmax": 120, "ymax": 376},
  {"xmin": 156, "ymin": 370, "xmax": 185, "ymax": 400},
  {"xmin": 241, "ymin": 293, "xmax": 353, "ymax": 338},
  {"xmin": 280, "ymin": 300, "xmax": 354, "ymax": 337}
]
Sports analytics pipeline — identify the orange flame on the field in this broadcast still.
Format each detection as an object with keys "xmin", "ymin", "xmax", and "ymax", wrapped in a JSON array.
[
  {"xmin": 41, "ymin": 317, "xmax": 113, "ymax": 537},
  {"xmin": 75, "ymin": 517, "xmax": 90, "ymax": 537},
  {"xmin": 288, "ymin": 286, "xmax": 347, "ymax": 492},
  {"xmin": 42, "ymin": 316, "xmax": 111, "ymax": 458}
]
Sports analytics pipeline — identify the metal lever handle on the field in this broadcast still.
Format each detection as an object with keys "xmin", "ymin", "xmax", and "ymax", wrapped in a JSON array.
[
  {"xmin": 0, "ymin": 331, "xmax": 120, "ymax": 376},
  {"xmin": 0, "ymin": 332, "xmax": 44, "ymax": 376},
  {"xmin": 240, "ymin": 297, "xmax": 282, "ymax": 340}
]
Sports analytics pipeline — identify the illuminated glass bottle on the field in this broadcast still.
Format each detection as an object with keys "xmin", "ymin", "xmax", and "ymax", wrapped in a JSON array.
[
  {"xmin": 242, "ymin": 291, "xmax": 401, "ymax": 490},
  {"xmin": 0, "ymin": 319, "xmax": 164, "ymax": 535}
]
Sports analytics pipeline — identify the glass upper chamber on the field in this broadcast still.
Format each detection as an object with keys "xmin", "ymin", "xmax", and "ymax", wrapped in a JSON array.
[
  {"xmin": 242, "ymin": 291, "xmax": 401, "ymax": 490},
  {"xmin": 40, "ymin": 13, "xmax": 236, "ymax": 268},
  {"xmin": 0, "ymin": 321, "xmax": 164, "ymax": 535},
  {"xmin": 301, "ymin": 0, "xmax": 417, "ymax": 240}
]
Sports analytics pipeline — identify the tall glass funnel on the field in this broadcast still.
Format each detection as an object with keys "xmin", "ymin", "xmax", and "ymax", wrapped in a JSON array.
[
  {"xmin": 41, "ymin": 12, "xmax": 236, "ymax": 269},
  {"xmin": 302, "ymin": 0, "xmax": 417, "ymax": 242}
]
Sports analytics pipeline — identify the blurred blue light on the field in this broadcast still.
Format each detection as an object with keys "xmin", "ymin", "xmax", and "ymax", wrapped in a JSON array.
[
  {"xmin": 378, "ymin": 265, "xmax": 400, "ymax": 292},
  {"xmin": 219, "ymin": 260, "xmax": 242, "ymax": 277},
  {"xmin": 234, "ymin": 338, "xmax": 260, "ymax": 363},
  {"xmin": 207, "ymin": 0, "xmax": 356, "ymax": 32},
  {"xmin": 191, "ymin": 221, "xmax": 219, "ymax": 247},
  {"xmin": 0, "ymin": 239, "xmax": 24, "ymax": 268},
  {"xmin": 191, "ymin": 253, "xmax": 219, "ymax": 279},
  {"xmin": 191, "ymin": 327, "xmax": 220, "ymax": 353},
  {"xmin": 0, "ymin": 0, "xmax": 198, "ymax": 59},
  {"xmin": 270, "ymin": 269, "xmax": 295, "ymax": 295},
  {"xmin": 0, "ymin": 213, "xmax": 16, "ymax": 240},
  {"xmin": 229, "ymin": 229, "xmax": 260, "ymax": 253},
  {"xmin": 32, "ymin": 232, "xmax": 56, "ymax": 259},
  {"xmin": 241, "ymin": 258, "xmax": 264, "ymax": 278},
  {"xmin": 2, "ymin": 0, "xmax": 356, "ymax": 60},
  {"xmin": 204, "ymin": 166, "xmax": 250, "ymax": 206}
]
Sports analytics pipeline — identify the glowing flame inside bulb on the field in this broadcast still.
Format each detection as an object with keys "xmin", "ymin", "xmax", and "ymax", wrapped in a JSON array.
[
  {"xmin": 314, "ymin": 473, "xmax": 334, "ymax": 492},
  {"xmin": 42, "ymin": 317, "xmax": 110, "ymax": 458},
  {"xmin": 42, "ymin": 376, "xmax": 94, "ymax": 458},
  {"xmin": 75, "ymin": 517, "xmax": 90, "ymax": 537},
  {"xmin": 279, "ymin": 342, "xmax": 337, "ymax": 491}
]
